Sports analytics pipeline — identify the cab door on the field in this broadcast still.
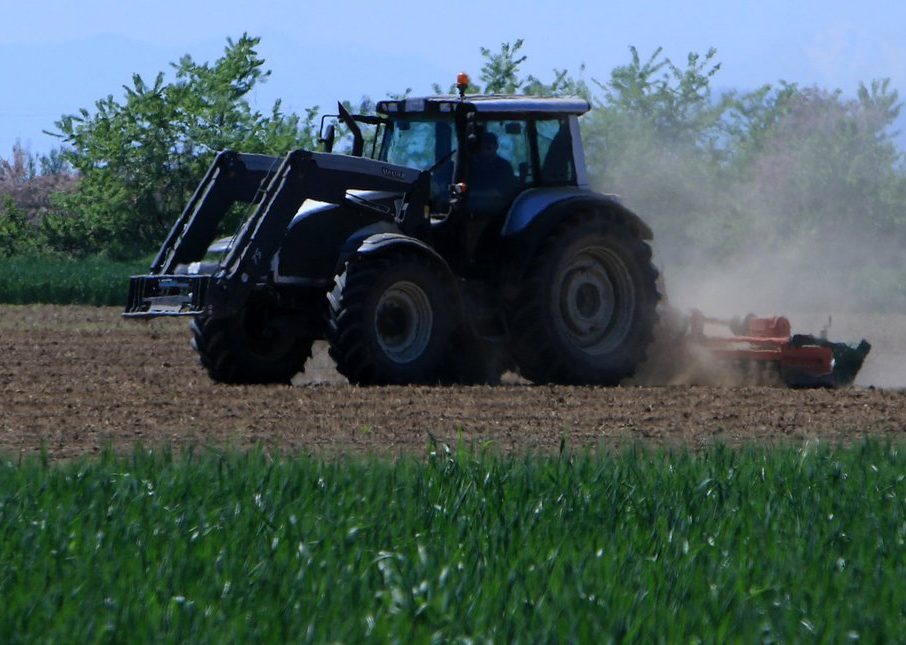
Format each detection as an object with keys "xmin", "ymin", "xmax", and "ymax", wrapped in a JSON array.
[{"xmin": 466, "ymin": 119, "xmax": 532, "ymax": 218}]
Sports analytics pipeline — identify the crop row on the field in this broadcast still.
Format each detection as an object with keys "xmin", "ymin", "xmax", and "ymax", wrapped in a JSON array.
[{"xmin": 1, "ymin": 441, "xmax": 903, "ymax": 641}]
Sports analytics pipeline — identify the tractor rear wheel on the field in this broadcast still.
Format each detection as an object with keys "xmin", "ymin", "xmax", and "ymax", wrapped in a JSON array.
[
  {"xmin": 508, "ymin": 213, "xmax": 659, "ymax": 385},
  {"xmin": 190, "ymin": 292, "xmax": 313, "ymax": 384},
  {"xmin": 327, "ymin": 251, "xmax": 454, "ymax": 385}
]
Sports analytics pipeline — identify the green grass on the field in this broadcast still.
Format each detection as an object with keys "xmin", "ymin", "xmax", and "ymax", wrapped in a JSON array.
[
  {"xmin": 0, "ymin": 442, "xmax": 903, "ymax": 642},
  {"xmin": 0, "ymin": 255, "xmax": 147, "ymax": 306}
]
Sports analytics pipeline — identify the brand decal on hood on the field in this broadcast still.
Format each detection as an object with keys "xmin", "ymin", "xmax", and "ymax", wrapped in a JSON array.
[{"xmin": 381, "ymin": 166, "xmax": 406, "ymax": 180}]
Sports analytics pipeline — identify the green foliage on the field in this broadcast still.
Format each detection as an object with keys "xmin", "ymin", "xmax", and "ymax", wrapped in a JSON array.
[
  {"xmin": 480, "ymin": 40, "xmax": 589, "ymax": 98},
  {"xmin": 0, "ymin": 255, "xmax": 147, "ymax": 305},
  {"xmin": 0, "ymin": 198, "xmax": 42, "ymax": 256},
  {"xmin": 595, "ymin": 46, "xmax": 726, "ymax": 147},
  {"xmin": 579, "ymin": 45, "xmax": 906, "ymax": 290},
  {"xmin": 481, "ymin": 39, "xmax": 529, "ymax": 94},
  {"xmin": 50, "ymin": 34, "xmax": 318, "ymax": 259},
  {"xmin": 468, "ymin": 41, "xmax": 905, "ymax": 309},
  {"xmin": 19, "ymin": 36, "xmax": 904, "ymax": 311},
  {"xmin": 433, "ymin": 40, "xmax": 589, "ymax": 98},
  {"xmin": 580, "ymin": 48, "xmax": 730, "ymax": 262},
  {"xmin": 0, "ymin": 442, "xmax": 902, "ymax": 641},
  {"xmin": 738, "ymin": 83, "xmax": 906, "ymax": 237},
  {"xmin": 38, "ymin": 148, "xmax": 70, "ymax": 176},
  {"xmin": 1, "ymin": 144, "xmax": 77, "ymax": 257},
  {"xmin": 1, "ymin": 141, "xmax": 72, "ymax": 181}
]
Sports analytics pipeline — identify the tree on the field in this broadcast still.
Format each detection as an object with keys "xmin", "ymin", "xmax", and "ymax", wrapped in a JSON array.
[
  {"xmin": 0, "ymin": 197, "xmax": 40, "ymax": 255},
  {"xmin": 32, "ymin": 34, "xmax": 906, "ymax": 312},
  {"xmin": 595, "ymin": 46, "xmax": 725, "ymax": 145},
  {"xmin": 48, "ymin": 34, "xmax": 318, "ymax": 258},
  {"xmin": 734, "ymin": 81, "xmax": 906, "ymax": 240},
  {"xmin": 0, "ymin": 142, "xmax": 37, "ymax": 184},
  {"xmin": 573, "ymin": 42, "xmax": 906, "ymax": 310},
  {"xmin": 578, "ymin": 47, "xmax": 737, "ymax": 267},
  {"xmin": 0, "ymin": 143, "xmax": 77, "ymax": 255},
  {"xmin": 430, "ymin": 40, "xmax": 588, "ymax": 98}
]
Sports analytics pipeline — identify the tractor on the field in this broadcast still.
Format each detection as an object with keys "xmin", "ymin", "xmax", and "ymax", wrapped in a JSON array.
[{"xmin": 125, "ymin": 75, "xmax": 661, "ymax": 385}]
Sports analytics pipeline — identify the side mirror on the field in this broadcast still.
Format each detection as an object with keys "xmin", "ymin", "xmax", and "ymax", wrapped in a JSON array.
[{"xmin": 320, "ymin": 123, "xmax": 336, "ymax": 153}]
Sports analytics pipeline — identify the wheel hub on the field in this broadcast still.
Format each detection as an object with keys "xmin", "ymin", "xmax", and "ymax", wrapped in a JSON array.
[
  {"xmin": 374, "ymin": 281, "xmax": 434, "ymax": 363},
  {"xmin": 555, "ymin": 247, "xmax": 635, "ymax": 354}
]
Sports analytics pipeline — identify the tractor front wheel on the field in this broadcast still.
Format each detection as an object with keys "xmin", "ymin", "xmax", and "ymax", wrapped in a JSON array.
[
  {"xmin": 190, "ymin": 292, "xmax": 313, "ymax": 384},
  {"xmin": 327, "ymin": 251, "xmax": 454, "ymax": 385}
]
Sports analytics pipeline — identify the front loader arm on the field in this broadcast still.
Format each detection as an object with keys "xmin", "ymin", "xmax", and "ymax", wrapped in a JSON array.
[
  {"xmin": 218, "ymin": 150, "xmax": 427, "ymax": 290},
  {"xmin": 152, "ymin": 151, "xmax": 282, "ymax": 274},
  {"xmin": 126, "ymin": 148, "xmax": 431, "ymax": 319}
]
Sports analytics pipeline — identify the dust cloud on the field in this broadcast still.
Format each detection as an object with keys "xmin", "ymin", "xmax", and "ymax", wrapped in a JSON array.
[{"xmin": 592, "ymin": 105, "xmax": 906, "ymax": 388}]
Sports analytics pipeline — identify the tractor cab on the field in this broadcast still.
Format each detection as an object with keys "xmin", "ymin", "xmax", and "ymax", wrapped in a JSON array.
[
  {"xmin": 361, "ymin": 92, "xmax": 592, "ymax": 274},
  {"xmin": 364, "ymin": 93, "xmax": 591, "ymax": 221}
]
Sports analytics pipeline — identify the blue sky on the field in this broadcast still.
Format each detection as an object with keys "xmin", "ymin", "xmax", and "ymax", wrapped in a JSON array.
[{"xmin": 2, "ymin": 0, "xmax": 904, "ymax": 156}]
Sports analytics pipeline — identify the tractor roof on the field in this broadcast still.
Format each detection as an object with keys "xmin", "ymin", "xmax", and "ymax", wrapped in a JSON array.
[{"xmin": 375, "ymin": 95, "xmax": 590, "ymax": 117}]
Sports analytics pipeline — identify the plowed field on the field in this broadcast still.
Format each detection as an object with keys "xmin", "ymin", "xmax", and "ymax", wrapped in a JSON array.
[{"xmin": 1, "ymin": 305, "xmax": 904, "ymax": 459}]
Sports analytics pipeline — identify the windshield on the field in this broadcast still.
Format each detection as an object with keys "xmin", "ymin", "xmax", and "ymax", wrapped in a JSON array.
[{"xmin": 378, "ymin": 118, "xmax": 454, "ymax": 170}]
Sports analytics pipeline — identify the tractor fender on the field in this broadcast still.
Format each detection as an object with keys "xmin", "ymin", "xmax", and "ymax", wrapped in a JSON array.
[
  {"xmin": 351, "ymin": 232, "xmax": 452, "ymax": 276},
  {"xmin": 499, "ymin": 187, "xmax": 654, "ymax": 292},
  {"xmin": 355, "ymin": 232, "xmax": 442, "ymax": 256},
  {"xmin": 335, "ymin": 221, "xmax": 401, "ymax": 268},
  {"xmin": 273, "ymin": 192, "xmax": 400, "ymax": 286},
  {"xmin": 344, "ymin": 232, "xmax": 464, "ymax": 321},
  {"xmin": 501, "ymin": 187, "xmax": 653, "ymax": 240}
]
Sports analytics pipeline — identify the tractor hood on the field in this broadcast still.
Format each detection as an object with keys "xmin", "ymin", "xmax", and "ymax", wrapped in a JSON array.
[
  {"xmin": 289, "ymin": 190, "xmax": 401, "ymax": 227},
  {"xmin": 197, "ymin": 190, "xmax": 402, "ymax": 262}
]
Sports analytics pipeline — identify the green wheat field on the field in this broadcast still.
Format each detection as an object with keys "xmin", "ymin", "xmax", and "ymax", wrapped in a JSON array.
[{"xmin": 0, "ymin": 441, "xmax": 902, "ymax": 641}]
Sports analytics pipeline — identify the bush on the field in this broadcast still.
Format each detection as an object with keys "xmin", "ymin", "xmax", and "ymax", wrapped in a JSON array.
[{"xmin": 50, "ymin": 34, "xmax": 319, "ymax": 259}]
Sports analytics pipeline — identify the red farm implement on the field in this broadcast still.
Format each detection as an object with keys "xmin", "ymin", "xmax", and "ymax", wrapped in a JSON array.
[{"xmin": 686, "ymin": 311, "xmax": 871, "ymax": 388}]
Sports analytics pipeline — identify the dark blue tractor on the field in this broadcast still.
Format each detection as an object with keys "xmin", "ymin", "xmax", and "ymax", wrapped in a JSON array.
[{"xmin": 125, "ymin": 87, "xmax": 659, "ymax": 385}]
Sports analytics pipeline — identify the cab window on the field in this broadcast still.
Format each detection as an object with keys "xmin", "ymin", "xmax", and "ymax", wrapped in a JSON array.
[
  {"xmin": 379, "ymin": 118, "xmax": 454, "ymax": 209},
  {"xmin": 465, "ymin": 119, "xmax": 530, "ymax": 216},
  {"xmin": 379, "ymin": 119, "xmax": 453, "ymax": 170},
  {"xmin": 482, "ymin": 120, "xmax": 532, "ymax": 184},
  {"xmin": 536, "ymin": 118, "xmax": 575, "ymax": 185}
]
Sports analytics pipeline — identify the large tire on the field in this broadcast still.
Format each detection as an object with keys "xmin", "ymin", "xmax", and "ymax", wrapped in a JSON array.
[
  {"xmin": 508, "ymin": 212, "xmax": 659, "ymax": 385},
  {"xmin": 190, "ymin": 292, "xmax": 314, "ymax": 385},
  {"xmin": 327, "ymin": 251, "xmax": 454, "ymax": 385}
]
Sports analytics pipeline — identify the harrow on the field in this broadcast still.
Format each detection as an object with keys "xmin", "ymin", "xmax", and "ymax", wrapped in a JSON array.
[{"xmin": 685, "ymin": 310, "xmax": 871, "ymax": 387}]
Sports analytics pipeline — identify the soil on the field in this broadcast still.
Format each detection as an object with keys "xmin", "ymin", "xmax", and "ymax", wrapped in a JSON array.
[{"xmin": 1, "ymin": 305, "xmax": 904, "ymax": 460}]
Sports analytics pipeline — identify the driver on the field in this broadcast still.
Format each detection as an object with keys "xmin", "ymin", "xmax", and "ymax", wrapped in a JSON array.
[{"xmin": 468, "ymin": 131, "xmax": 518, "ymax": 196}]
